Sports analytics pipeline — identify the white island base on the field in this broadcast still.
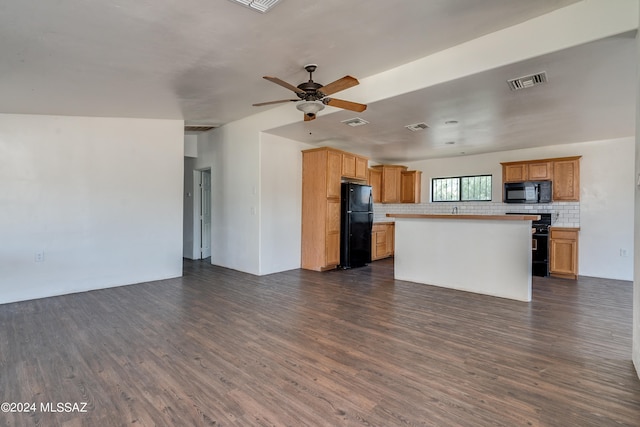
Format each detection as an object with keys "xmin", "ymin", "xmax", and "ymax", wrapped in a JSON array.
[{"xmin": 389, "ymin": 214, "xmax": 538, "ymax": 302}]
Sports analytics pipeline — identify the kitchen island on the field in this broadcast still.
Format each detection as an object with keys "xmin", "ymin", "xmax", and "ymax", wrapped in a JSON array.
[{"xmin": 386, "ymin": 214, "xmax": 539, "ymax": 302}]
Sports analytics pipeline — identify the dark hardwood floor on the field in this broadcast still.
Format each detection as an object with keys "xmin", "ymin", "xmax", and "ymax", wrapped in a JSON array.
[{"xmin": 1, "ymin": 258, "xmax": 639, "ymax": 426}]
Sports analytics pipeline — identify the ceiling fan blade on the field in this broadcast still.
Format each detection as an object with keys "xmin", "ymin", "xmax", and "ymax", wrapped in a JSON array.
[
  {"xmin": 319, "ymin": 75, "xmax": 359, "ymax": 96},
  {"xmin": 252, "ymin": 99, "xmax": 299, "ymax": 107},
  {"xmin": 304, "ymin": 113, "xmax": 316, "ymax": 121},
  {"xmin": 263, "ymin": 76, "xmax": 305, "ymax": 94},
  {"xmin": 324, "ymin": 98, "xmax": 367, "ymax": 112}
]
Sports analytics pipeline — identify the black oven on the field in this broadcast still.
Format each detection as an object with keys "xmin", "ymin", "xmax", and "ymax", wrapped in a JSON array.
[
  {"xmin": 532, "ymin": 232, "xmax": 549, "ymax": 277},
  {"xmin": 507, "ymin": 212, "xmax": 551, "ymax": 277}
]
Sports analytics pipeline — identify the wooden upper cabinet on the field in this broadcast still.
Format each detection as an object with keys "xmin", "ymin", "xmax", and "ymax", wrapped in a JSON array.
[
  {"xmin": 501, "ymin": 156, "xmax": 580, "ymax": 201},
  {"xmin": 382, "ymin": 167, "xmax": 401, "ymax": 204},
  {"xmin": 355, "ymin": 156, "xmax": 368, "ymax": 180},
  {"xmin": 401, "ymin": 170, "xmax": 422, "ymax": 203},
  {"xmin": 371, "ymin": 165, "xmax": 407, "ymax": 204},
  {"xmin": 342, "ymin": 152, "xmax": 368, "ymax": 180},
  {"xmin": 370, "ymin": 165, "xmax": 421, "ymax": 204},
  {"xmin": 527, "ymin": 161, "xmax": 552, "ymax": 181},
  {"xmin": 342, "ymin": 153, "xmax": 356, "ymax": 178},
  {"xmin": 503, "ymin": 161, "xmax": 550, "ymax": 182},
  {"xmin": 368, "ymin": 168, "xmax": 382, "ymax": 203},
  {"xmin": 553, "ymin": 158, "xmax": 580, "ymax": 201},
  {"xmin": 326, "ymin": 150, "xmax": 342, "ymax": 199},
  {"xmin": 503, "ymin": 163, "xmax": 528, "ymax": 183}
]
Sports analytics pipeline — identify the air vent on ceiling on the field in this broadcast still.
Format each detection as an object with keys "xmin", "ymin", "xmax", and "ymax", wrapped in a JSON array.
[
  {"xmin": 341, "ymin": 117, "xmax": 369, "ymax": 127},
  {"xmin": 184, "ymin": 126, "xmax": 216, "ymax": 132},
  {"xmin": 507, "ymin": 71, "xmax": 547, "ymax": 91},
  {"xmin": 227, "ymin": 0, "xmax": 282, "ymax": 13},
  {"xmin": 405, "ymin": 122, "xmax": 430, "ymax": 132}
]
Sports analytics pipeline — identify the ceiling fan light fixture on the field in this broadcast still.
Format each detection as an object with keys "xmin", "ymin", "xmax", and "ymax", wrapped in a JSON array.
[
  {"xmin": 254, "ymin": 65, "xmax": 365, "ymax": 122},
  {"xmin": 297, "ymin": 100, "xmax": 325, "ymax": 116}
]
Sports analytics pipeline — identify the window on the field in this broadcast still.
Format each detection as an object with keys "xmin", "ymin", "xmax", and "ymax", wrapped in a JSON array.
[{"xmin": 432, "ymin": 175, "xmax": 492, "ymax": 202}]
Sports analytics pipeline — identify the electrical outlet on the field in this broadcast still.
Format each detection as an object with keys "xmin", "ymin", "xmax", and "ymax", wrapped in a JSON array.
[
  {"xmin": 34, "ymin": 251, "xmax": 45, "ymax": 262},
  {"xmin": 620, "ymin": 248, "xmax": 628, "ymax": 257}
]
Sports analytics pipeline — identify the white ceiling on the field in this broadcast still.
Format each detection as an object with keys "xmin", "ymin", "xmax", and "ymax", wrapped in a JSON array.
[
  {"xmin": 268, "ymin": 33, "xmax": 637, "ymax": 162},
  {"xmin": 1, "ymin": 0, "xmax": 635, "ymax": 162}
]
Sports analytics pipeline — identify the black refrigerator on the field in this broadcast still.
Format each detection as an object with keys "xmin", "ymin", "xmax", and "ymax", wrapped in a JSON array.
[{"xmin": 339, "ymin": 182, "xmax": 373, "ymax": 269}]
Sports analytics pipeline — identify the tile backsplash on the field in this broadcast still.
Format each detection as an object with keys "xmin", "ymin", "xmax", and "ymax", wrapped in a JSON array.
[{"xmin": 374, "ymin": 201, "xmax": 580, "ymax": 228}]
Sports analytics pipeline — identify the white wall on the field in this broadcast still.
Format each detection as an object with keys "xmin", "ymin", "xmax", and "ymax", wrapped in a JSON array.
[
  {"xmin": 195, "ymin": 104, "xmax": 311, "ymax": 275},
  {"xmin": 184, "ymin": 134, "xmax": 198, "ymax": 158},
  {"xmin": 0, "ymin": 114, "xmax": 184, "ymax": 304},
  {"xmin": 183, "ymin": 157, "xmax": 197, "ymax": 259},
  {"xmin": 259, "ymin": 133, "xmax": 314, "ymax": 274},
  {"xmin": 196, "ymin": 116, "xmax": 267, "ymax": 274},
  {"xmin": 401, "ymin": 137, "xmax": 635, "ymax": 281},
  {"xmin": 578, "ymin": 138, "xmax": 635, "ymax": 280}
]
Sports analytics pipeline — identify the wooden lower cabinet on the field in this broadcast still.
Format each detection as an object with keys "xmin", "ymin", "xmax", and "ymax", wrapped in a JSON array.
[
  {"xmin": 550, "ymin": 228, "xmax": 579, "ymax": 279},
  {"xmin": 371, "ymin": 223, "xmax": 394, "ymax": 260},
  {"xmin": 325, "ymin": 199, "xmax": 341, "ymax": 266}
]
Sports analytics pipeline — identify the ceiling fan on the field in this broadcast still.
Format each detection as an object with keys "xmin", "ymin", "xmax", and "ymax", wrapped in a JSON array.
[{"xmin": 252, "ymin": 64, "xmax": 367, "ymax": 121}]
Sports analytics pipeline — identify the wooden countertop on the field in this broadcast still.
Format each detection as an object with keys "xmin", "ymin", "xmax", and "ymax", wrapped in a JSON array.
[
  {"xmin": 550, "ymin": 226, "xmax": 580, "ymax": 231},
  {"xmin": 386, "ymin": 213, "xmax": 540, "ymax": 221},
  {"xmin": 373, "ymin": 221, "xmax": 395, "ymax": 225}
]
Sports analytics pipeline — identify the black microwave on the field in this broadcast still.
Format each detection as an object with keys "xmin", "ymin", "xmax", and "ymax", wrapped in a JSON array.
[{"xmin": 504, "ymin": 181, "xmax": 552, "ymax": 204}]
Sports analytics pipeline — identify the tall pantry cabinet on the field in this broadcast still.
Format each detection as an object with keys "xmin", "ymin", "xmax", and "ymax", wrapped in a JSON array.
[{"xmin": 301, "ymin": 147, "xmax": 368, "ymax": 271}]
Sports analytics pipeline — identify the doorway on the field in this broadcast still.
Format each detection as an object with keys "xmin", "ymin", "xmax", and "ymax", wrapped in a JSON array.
[
  {"xmin": 199, "ymin": 168, "xmax": 212, "ymax": 259},
  {"xmin": 188, "ymin": 168, "xmax": 211, "ymax": 260}
]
